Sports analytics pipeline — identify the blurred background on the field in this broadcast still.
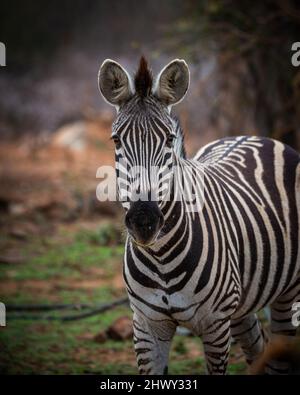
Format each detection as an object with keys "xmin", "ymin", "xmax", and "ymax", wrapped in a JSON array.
[{"xmin": 0, "ymin": 0, "xmax": 299, "ymax": 374}]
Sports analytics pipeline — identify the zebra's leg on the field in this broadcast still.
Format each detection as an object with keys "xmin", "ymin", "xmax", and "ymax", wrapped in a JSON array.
[
  {"xmin": 202, "ymin": 319, "xmax": 231, "ymax": 374},
  {"xmin": 133, "ymin": 312, "xmax": 176, "ymax": 375},
  {"xmin": 231, "ymin": 314, "xmax": 266, "ymax": 366},
  {"xmin": 267, "ymin": 278, "xmax": 300, "ymax": 374}
]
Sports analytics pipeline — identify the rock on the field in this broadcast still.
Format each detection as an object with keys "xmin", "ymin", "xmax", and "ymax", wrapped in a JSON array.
[
  {"xmin": 106, "ymin": 316, "xmax": 133, "ymax": 341},
  {"xmin": 94, "ymin": 331, "xmax": 108, "ymax": 344},
  {"xmin": 9, "ymin": 222, "xmax": 39, "ymax": 239},
  {"xmin": 94, "ymin": 316, "xmax": 133, "ymax": 343},
  {"xmin": 9, "ymin": 228, "xmax": 28, "ymax": 240},
  {"xmin": 52, "ymin": 121, "xmax": 87, "ymax": 151},
  {"xmin": 9, "ymin": 202, "xmax": 28, "ymax": 216}
]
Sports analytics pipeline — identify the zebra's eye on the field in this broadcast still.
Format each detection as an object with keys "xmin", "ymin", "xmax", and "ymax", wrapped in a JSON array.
[
  {"xmin": 166, "ymin": 134, "xmax": 175, "ymax": 147},
  {"xmin": 111, "ymin": 135, "xmax": 121, "ymax": 147}
]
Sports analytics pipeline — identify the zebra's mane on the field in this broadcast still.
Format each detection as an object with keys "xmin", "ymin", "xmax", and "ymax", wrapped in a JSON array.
[
  {"xmin": 134, "ymin": 56, "xmax": 153, "ymax": 98},
  {"xmin": 126, "ymin": 57, "xmax": 186, "ymax": 158}
]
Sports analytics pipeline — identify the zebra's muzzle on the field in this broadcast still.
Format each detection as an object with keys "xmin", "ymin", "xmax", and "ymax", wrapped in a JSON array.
[{"xmin": 125, "ymin": 200, "xmax": 164, "ymax": 246}]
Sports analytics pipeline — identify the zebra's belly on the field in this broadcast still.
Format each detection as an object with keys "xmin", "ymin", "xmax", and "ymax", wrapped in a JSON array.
[{"xmin": 127, "ymin": 285, "xmax": 238, "ymax": 335}]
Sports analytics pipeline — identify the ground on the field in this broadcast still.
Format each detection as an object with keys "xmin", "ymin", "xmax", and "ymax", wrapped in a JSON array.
[{"xmin": 0, "ymin": 220, "xmax": 248, "ymax": 374}]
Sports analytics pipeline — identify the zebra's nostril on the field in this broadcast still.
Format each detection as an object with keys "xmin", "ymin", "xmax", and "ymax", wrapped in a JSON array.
[{"xmin": 125, "ymin": 201, "xmax": 164, "ymax": 243}]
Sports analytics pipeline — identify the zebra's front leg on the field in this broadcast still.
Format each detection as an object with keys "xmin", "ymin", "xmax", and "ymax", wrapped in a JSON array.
[
  {"xmin": 202, "ymin": 319, "xmax": 231, "ymax": 374},
  {"xmin": 133, "ymin": 313, "xmax": 176, "ymax": 375}
]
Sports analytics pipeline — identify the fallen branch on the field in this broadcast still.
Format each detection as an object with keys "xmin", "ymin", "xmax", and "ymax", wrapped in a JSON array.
[
  {"xmin": 6, "ymin": 303, "xmax": 92, "ymax": 312},
  {"xmin": 6, "ymin": 297, "xmax": 129, "ymax": 321}
]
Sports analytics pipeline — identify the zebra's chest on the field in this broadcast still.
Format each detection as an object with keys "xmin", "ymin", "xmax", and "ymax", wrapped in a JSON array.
[
  {"xmin": 124, "ymin": 242, "xmax": 242, "ymax": 332},
  {"xmin": 124, "ymin": 258, "xmax": 218, "ymax": 329}
]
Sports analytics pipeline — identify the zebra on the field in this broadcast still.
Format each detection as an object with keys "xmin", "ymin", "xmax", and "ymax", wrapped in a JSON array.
[{"xmin": 98, "ymin": 56, "xmax": 300, "ymax": 374}]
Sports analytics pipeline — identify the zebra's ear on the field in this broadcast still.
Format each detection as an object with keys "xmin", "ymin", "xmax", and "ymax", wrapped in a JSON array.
[
  {"xmin": 98, "ymin": 59, "xmax": 133, "ymax": 108},
  {"xmin": 154, "ymin": 59, "xmax": 190, "ymax": 106}
]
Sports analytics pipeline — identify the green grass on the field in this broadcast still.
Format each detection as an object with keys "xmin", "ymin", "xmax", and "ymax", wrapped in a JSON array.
[
  {"xmin": 228, "ymin": 362, "xmax": 247, "ymax": 375},
  {"xmin": 0, "ymin": 315, "xmax": 211, "ymax": 374},
  {"xmin": 0, "ymin": 223, "xmax": 248, "ymax": 375},
  {"xmin": 0, "ymin": 225, "xmax": 134, "ymax": 374},
  {"xmin": 0, "ymin": 229, "xmax": 124, "ymax": 281},
  {"xmin": 169, "ymin": 358, "xmax": 205, "ymax": 375},
  {"xmin": 0, "ymin": 307, "xmax": 134, "ymax": 374}
]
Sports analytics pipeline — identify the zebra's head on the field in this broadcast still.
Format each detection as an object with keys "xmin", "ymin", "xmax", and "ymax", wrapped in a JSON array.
[{"xmin": 98, "ymin": 57, "xmax": 189, "ymax": 246}]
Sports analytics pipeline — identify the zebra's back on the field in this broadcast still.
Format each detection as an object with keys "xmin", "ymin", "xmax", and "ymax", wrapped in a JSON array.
[{"xmin": 193, "ymin": 135, "xmax": 300, "ymax": 317}]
